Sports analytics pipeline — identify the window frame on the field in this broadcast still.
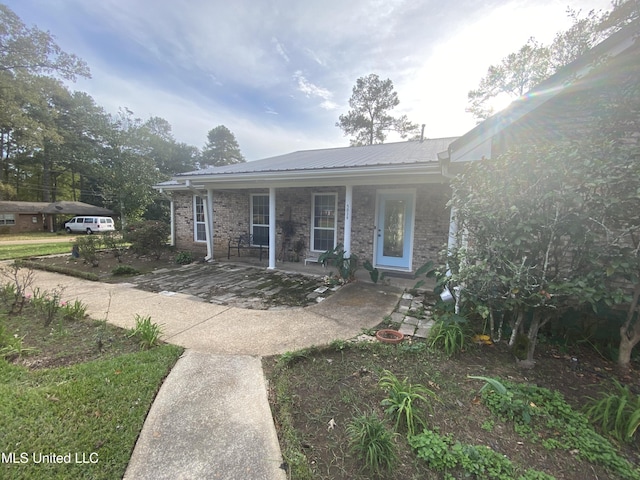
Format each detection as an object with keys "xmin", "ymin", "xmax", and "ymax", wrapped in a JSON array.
[
  {"xmin": 310, "ymin": 193, "xmax": 337, "ymax": 253},
  {"xmin": 193, "ymin": 195, "xmax": 206, "ymax": 242},
  {"xmin": 250, "ymin": 194, "xmax": 269, "ymax": 246},
  {"xmin": 0, "ymin": 213, "xmax": 16, "ymax": 225}
]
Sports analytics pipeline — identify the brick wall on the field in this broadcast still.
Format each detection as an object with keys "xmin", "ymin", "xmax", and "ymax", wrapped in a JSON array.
[{"xmin": 172, "ymin": 182, "xmax": 450, "ymax": 271}]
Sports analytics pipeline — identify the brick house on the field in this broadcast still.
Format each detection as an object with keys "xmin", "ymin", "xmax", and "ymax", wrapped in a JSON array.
[
  {"xmin": 0, "ymin": 201, "xmax": 114, "ymax": 234},
  {"xmin": 157, "ymin": 138, "xmax": 456, "ymax": 273}
]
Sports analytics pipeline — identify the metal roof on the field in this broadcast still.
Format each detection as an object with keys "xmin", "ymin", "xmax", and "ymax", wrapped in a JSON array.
[
  {"xmin": 0, "ymin": 201, "xmax": 114, "ymax": 215},
  {"xmin": 175, "ymin": 138, "xmax": 458, "ymax": 178}
]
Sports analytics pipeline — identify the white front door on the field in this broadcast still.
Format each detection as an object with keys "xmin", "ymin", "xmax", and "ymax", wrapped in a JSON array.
[{"xmin": 374, "ymin": 190, "xmax": 415, "ymax": 270}]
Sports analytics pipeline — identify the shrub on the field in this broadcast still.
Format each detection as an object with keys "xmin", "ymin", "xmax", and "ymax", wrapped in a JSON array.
[
  {"xmin": 126, "ymin": 220, "xmax": 170, "ymax": 259},
  {"xmin": 31, "ymin": 287, "xmax": 64, "ymax": 327},
  {"xmin": 75, "ymin": 235, "xmax": 102, "ymax": 267},
  {"xmin": 102, "ymin": 232, "xmax": 127, "ymax": 262},
  {"xmin": 346, "ymin": 411, "xmax": 397, "ymax": 475},
  {"xmin": 0, "ymin": 264, "xmax": 34, "ymax": 313},
  {"xmin": 175, "ymin": 251, "xmax": 193, "ymax": 265},
  {"xmin": 111, "ymin": 265, "xmax": 140, "ymax": 276},
  {"xmin": 319, "ymin": 243, "xmax": 358, "ymax": 284}
]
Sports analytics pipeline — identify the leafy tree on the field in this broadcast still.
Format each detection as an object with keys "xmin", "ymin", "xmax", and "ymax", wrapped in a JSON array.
[
  {"xmin": 467, "ymin": 38, "xmax": 551, "ymax": 120},
  {"xmin": 336, "ymin": 73, "xmax": 418, "ymax": 146},
  {"xmin": 466, "ymin": 2, "xmax": 638, "ymax": 120},
  {"xmin": 0, "ymin": 4, "xmax": 90, "ymax": 80},
  {"xmin": 98, "ymin": 108, "xmax": 162, "ymax": 226},
  {"xmin": 201, "ymin": 125, "xmax": 245, "ymax": 167},
  {"xmin": 450, "ymin": 51, "xmax": 640, "ymax": 367}
]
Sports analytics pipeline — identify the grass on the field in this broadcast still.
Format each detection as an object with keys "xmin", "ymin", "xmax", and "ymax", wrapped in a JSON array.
[
  {"xmin": 0, "ymin": 346, "xmax": 182, "ymax": 480},
  {"xmin": 0, "ymin": 242, "xmax": 74, "ymax": 260},
  {"xmin": 0, "ymin": 272, "xmax": 183, "ymax": 480}
]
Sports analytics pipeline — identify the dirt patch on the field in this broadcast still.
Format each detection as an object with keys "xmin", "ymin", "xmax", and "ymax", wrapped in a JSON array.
[
  {"xmin": 3, "ymin": 306, "xmax": 141, "ymax": 370},
  {"xmin": 265, "ymin": 340, "xmax": 640, "ymax": 480}
]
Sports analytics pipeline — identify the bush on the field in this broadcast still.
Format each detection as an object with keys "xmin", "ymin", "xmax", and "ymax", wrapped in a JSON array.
[
  {"xmin": 111, "ymin": 265, "xmax": 140, "ymax": 276},
  {"xmin": 75, "ymin": 235, "xmax": 103, "ymax": 267},
  {"xmin": 126, "ymin": 220, "xmax": 170, "ymax": 259},
  {"xmin": 428, "ymin": 311, "xmax": 467, "ymax": 357},
  {"xmin": 175, "ymin": 251, "xmax": 193, "ymax": 265}
]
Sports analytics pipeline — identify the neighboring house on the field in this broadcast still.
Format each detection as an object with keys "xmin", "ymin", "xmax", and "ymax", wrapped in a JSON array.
[
  {"xmin": 0, "ymin": 201, "xmax": 114, "ymax": 234},
  {"xmin": 156, "ymin": 139, "xmax": 456, "ymax": 273}
]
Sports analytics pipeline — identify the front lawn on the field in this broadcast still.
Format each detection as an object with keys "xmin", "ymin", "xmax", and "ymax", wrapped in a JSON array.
[{"xmin": 0, "ymin": 281, "xmax": 182, "ymax": 480}]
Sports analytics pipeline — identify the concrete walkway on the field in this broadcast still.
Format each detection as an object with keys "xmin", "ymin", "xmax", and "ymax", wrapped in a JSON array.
[{"xmin": 27, "ymin": 268, "xmax": 403, "ymax": 480}]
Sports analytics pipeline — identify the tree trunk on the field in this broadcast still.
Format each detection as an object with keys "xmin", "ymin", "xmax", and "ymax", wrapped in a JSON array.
[
  {"xmin": 618, "ymin": 283, "xmax": 640, "ymax": 369},
  {"xmin": 525, "ymin": 311, "xmax": 543, "ymax": 362},
  {"xmin": 508, "ymin": 309, "xmax": 524, "ymax": 347}
]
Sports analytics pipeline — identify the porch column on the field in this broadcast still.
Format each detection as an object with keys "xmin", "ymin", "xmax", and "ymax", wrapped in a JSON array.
[
  {"xmin": 268, "ymin": 187, "xmax": 276, "ymax": 269},
  {"xmin": 205, "ymin": 188, "xmax": 214, "ymax": 260},
  {"xmin": 446, "ymin": 206, "xmax": 457, "ymax": 277},
  {"xmin": 343, "ymin": 185, "xmax": 353, "ymax": 257}
]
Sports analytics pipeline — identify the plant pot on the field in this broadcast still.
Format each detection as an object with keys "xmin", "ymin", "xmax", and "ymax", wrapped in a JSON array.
[{"xmin": 376, "ymin": 329, "xmax": 404, "ymax": 344}]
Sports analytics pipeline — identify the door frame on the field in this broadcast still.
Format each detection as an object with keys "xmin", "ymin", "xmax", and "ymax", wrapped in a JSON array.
[{"xmin": 373, "ymin": 188, "xmax": 416, "ymax": 271}]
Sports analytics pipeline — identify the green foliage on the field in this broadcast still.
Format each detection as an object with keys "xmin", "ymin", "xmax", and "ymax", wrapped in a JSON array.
[
  {"xmin": 126, "ymin": 220, "xmax": 170, "ymax": 259},
  {"xmin": 111, "ymin": 264, "xmax": 140, "ymax": 276},
  {"xmin": 0, "ymin": 324, "xmax": 38, "ymax": 360},
  {"xmin": 378, "ymin": 369, "xmax": 438, "ymax": 436},
  {"xmin": 127, "ymin": 315, "xmax": 163, "ymax": 350},
  {"xmin": 102, "ymin": 232, "xmax": 127, "ymax": 262},
  {"xmin": 346, "ymin": 411, "xmax": 397, "ymax": 475},
  {"xmin": 336, "ymin": 73, "xmax": 418, "ymax": 146},
  {"xmin": 319, "ymin": 243, "xmax": 358, "ymax": 284},
  {"xmin": 0, "ymin": 263, "xmax": 34, "ymax": 313},
  {"xmin": 409, "ymin": 429, "xmax": 553, "ymax": 480},
  {"xmin": 473, "ymin": 377, "xmax": 640, "ymax": 479},
  {"xmin": 201, "ymin": 124, "xmax": 245, "ymax": 166},
  {"xmin": 467, "ymin": 375, "xmax": 508, "ymax": 395},
  {"xmin": 413, "ymin": 260, "xmax": 438, "ymax": 290},
  {"xmin": 31, "ymin": 287, "xmax": 64, "ymax": 327},
  {"xmin": 75, "ymin": 235, "xmax": 102, "ymax": 267},
  {"xmin": 363, "ymin": 259, "xmax": 385, "ymax": 284},
  {"xmin": 428, "ymin": 311, "xmax": 467, "ymax": 357},
  {"xmin": 585, "ymin": 380, "xmax": 640, "ymax": 442},
  {"xmin": 60, "ymin": 299, "xmax": 87, "ymax": 321},
  {"xmin": 175, "ymin": 251, "xmax": 193, "ymax": 265}
]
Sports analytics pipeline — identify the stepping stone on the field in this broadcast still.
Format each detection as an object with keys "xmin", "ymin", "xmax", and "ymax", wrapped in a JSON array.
[{"xmin": 399, "ymin": 324, "xmax": 416, "ymax": 336}]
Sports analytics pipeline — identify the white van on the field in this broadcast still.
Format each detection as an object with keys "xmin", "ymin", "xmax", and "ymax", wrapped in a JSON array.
[{"xmin": 65, "ymin": 216, "xmax": 115, "ymax": 234}]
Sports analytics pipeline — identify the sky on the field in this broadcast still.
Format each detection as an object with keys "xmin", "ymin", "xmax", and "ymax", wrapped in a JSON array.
[{"xmin": 6, "ymin": 0, "xmax": 612, "ymax": 161}]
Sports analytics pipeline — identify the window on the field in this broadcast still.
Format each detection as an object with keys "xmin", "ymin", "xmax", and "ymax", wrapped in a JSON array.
[
  {"xmin": 0, "ymin": 214, "xmax": 15, "ymax": 225},
  {"xmin": 194, "ymin": 196, "xmax": 206, "ymax": 242},
  {"xmin": 312, "ymin": 193, "xmax": 337, "ymax": 252},
  {"xmin": 251, "ymin": 194, "xmax": 269, "ymax": 245}
]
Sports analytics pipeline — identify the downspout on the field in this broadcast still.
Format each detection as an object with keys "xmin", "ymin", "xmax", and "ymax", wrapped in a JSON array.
[
  {"xmin": 268, "ymin": 187, "xmax": 276, "ymax": 270},
  {"xmin": 205, "ymin": 188, "xmax": 214, "ymax": 261},
  {"xmin": 344, "ymin": 185, "xmax": 353, "ymax": 257},
  {"xmin": 170, "ymin": 197, "xmax": 175, "ymax": 247}
]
